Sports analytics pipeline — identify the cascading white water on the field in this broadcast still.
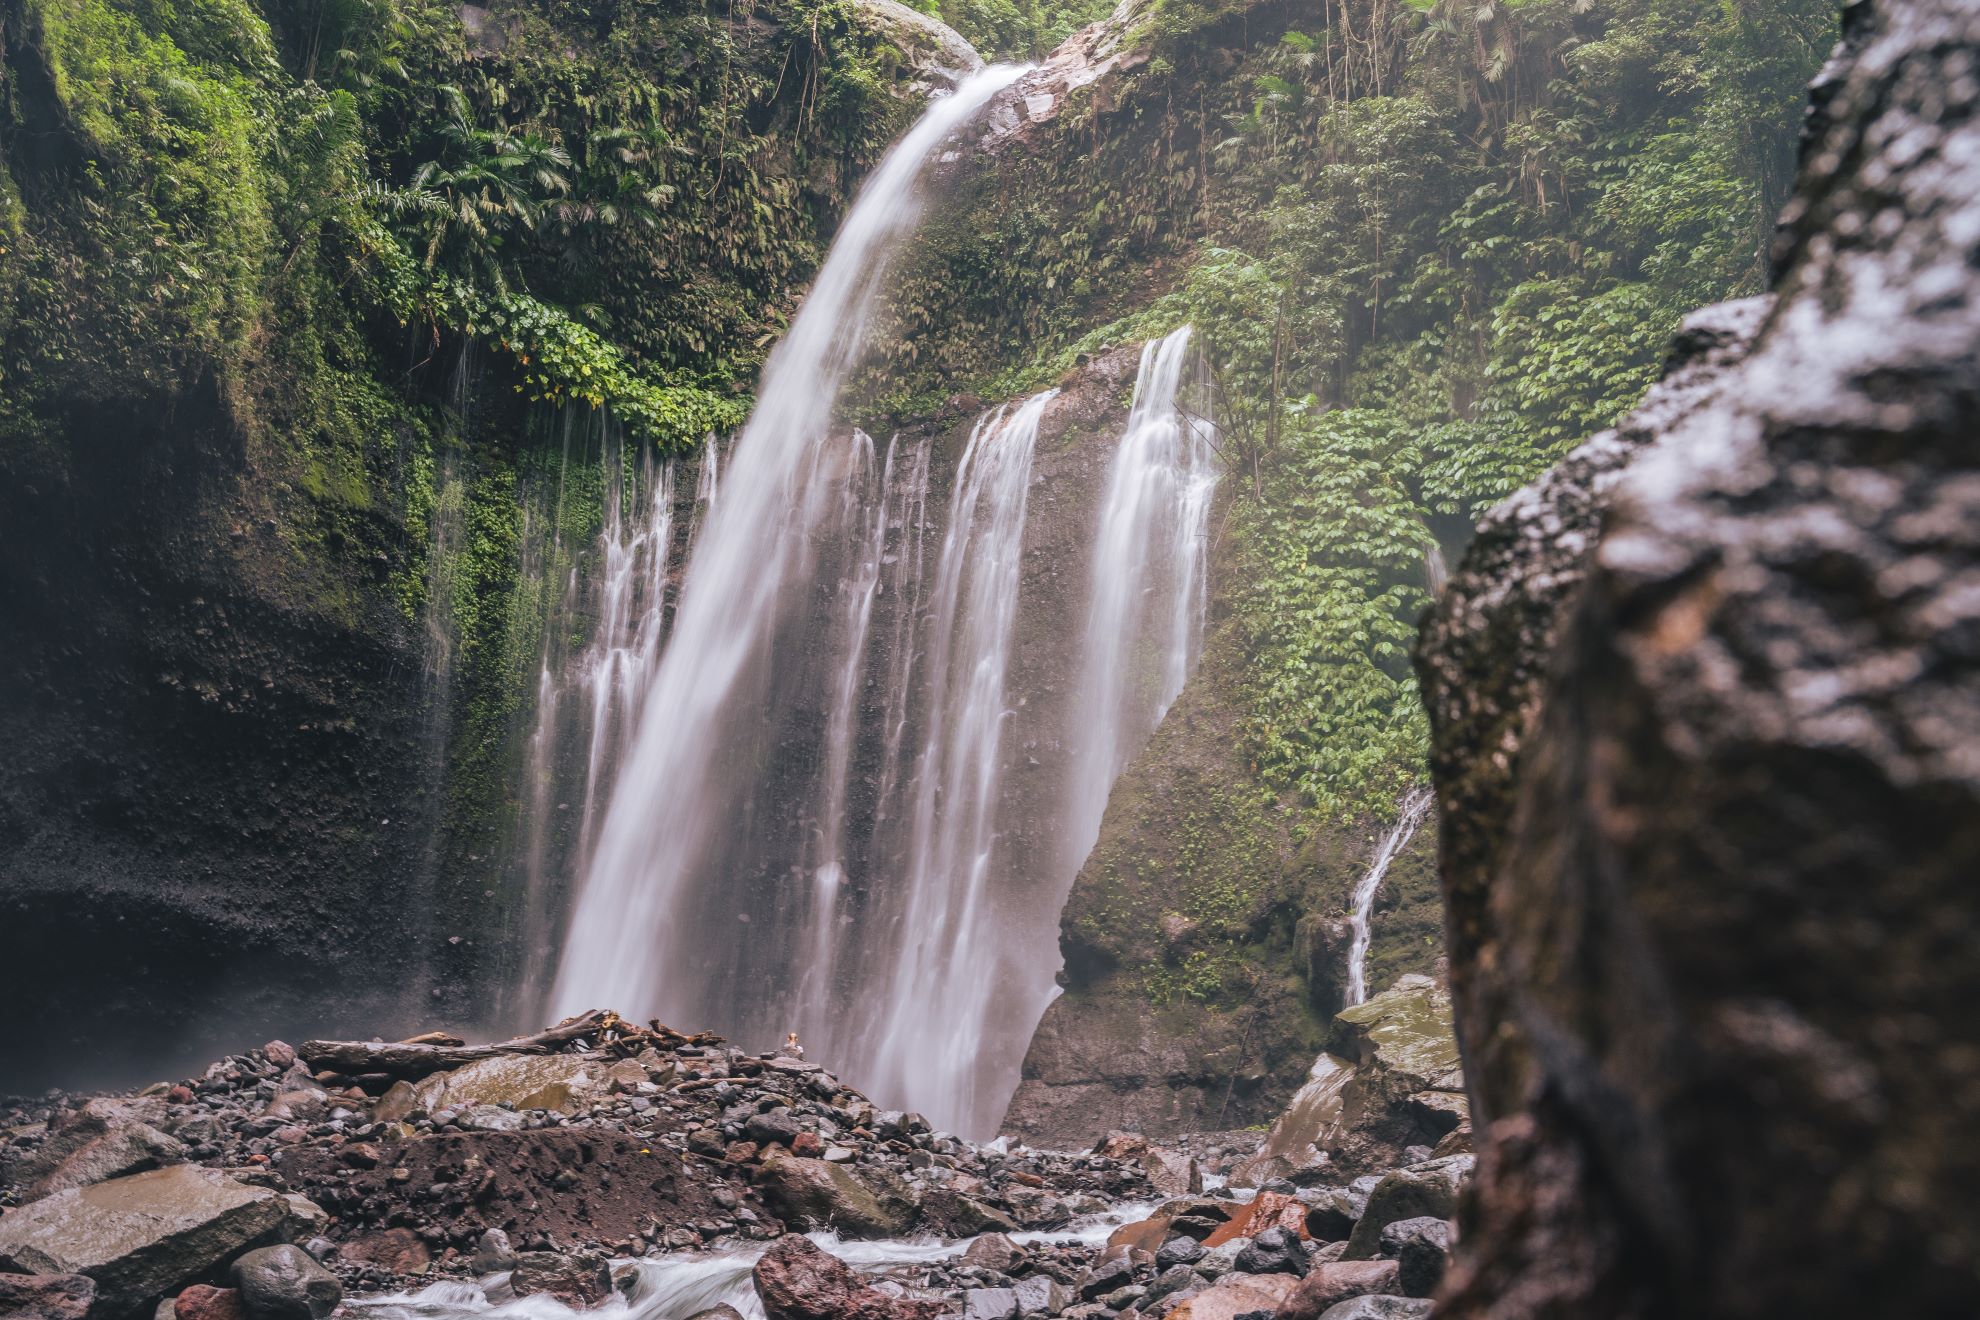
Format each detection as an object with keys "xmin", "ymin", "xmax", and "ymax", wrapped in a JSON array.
[
  {"xmin": 854, "ymin": 391, "xmax": 1054, "ymax": 1133},
  {"xmin": 348, "ymin": 1203, "xmax": 1162, "ymax": 1320},
  {"xmin": 551, "ymin": 66, "xmax": 1026, "ymax": 1033},
  {"xmin": 511, "ymin": 426, "xmax": 720, "ymax": 1017},
  {"xmin": 1343, "ymin": 787, "xmax": 1436, "ymax": 1006},
  {"xmin": 1060, "ymin": 325, "xmax": 1221, "ymax": 877}
]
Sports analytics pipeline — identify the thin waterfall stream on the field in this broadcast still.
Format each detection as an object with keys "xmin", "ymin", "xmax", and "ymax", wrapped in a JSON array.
[{"xmin": 1343, "ymin": 787, "xmax": 1436, "ymax": 1007}]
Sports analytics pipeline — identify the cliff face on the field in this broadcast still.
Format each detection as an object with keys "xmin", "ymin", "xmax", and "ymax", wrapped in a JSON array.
[
  {"xmin": 1415, "ymin": 0, "xmax": 1980, "ymax": 1312},
  {"xmin": 1002, "ymin": 580, "xmax": 1443, "ymax": 1148},
  {"xmin": 0, "ymin": 378, "xmax": 447, "ymax": 1091}
]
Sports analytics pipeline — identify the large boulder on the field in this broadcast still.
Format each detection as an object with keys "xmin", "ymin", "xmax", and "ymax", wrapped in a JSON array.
[
  {"xmin": 1274, "ymin": 1261, "xmax": 1400, "ymax": 1320},
  {"xmin": 1342, "ymin": 1157, "xmax": 1469, "ymax": 1261},
  {"xmin": 228, "ymin": 1246, "xmax": 339, "ymax": 1320},
  {"xmin": 752, "ymin": 1236, "xmax": 946, "ymax": 1320},
  {"xmin": 1164, "ymin": 1271, "xmax": 1299, "ymax": 1320},
  {"xmin": 851, "ymin": 0, "xmax": 980, "ymax": 89},
  {"xmin": 1236, "ymin": 979, "xmax": 1464, "ymax": 1185},
  {"xmin": 0, "ymin": 1165, "xmax": 288, "ymax": 1320},
  {"xmin": 11, "ymin": 1100, "xmax": 185, "ymax": 1204},
  {"xmin": 1314, "ymin": 1300, "xmax": 1430, "ymax": 1320},
  {"xmin": 753, "ymin": 1151, "xmax": 918, "ymax": 1238},
  {"xmin": 410, "ymin": 1054, "xmax": 604, "ymax": 1115},
  {"xmin": 1415, "ymin": 0, "xmax": 1980, "ymax": 1313}
]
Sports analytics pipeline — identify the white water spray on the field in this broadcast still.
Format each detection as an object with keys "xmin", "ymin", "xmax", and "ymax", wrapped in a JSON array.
[
  {"xmin": 1343, "ymin": 787, "xmax": 1435, "ymax": 1006},
  {"xmin": 855, "ymin": 390, "xmax": 1054, "ymax": 1132},
  {"xmin": 552, "ymin": 66, "xmax": 1026, "ymax": 1028}
]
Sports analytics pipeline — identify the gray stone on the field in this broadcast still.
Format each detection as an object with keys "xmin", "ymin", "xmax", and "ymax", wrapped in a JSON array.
[
  {"xmin": 0, "ymin": 1166, "xmax": 286, "ymax": 1320},
  {"xmin": 1314, "ymin": 1299, "xmax": 1431, "ymax": 1320},
  {"xmin": 962, "ymin": 1287, "xmax": 1019, "ymax": 1320},
  {"xmin": 1232, "ymin": 1226, "xmax": 1307, "ymax": 1277},
  {"xmin": 1191, "ymin": 1240, "xmax": 1246, "ymax": 1280},
  {"xmin": 1374, "ymin": 1219, "xmax": 1448, "ymax": 1298},
  {"xmin": 960, "ymin": 1233, "xmax": 1024, "ymax": 1274},
  {"xmin": 1341, "ymin": 1158, "xmax": 1470, "ymax": 1260},
  {"xmin": 1155, "ymin": 1236, "xmax": 1205, "ymax": 1269},
  {"xmin": 472, "ymin": 1228, "xmax": 517, "ymax": 1275},
  {"xmin": 455, "ymin": 1105, "xmax": 525, "ymax": 1133},
  {"xmin": 1011, "ymin": 1275, "xmax": 1072, "ymax": 1316},
  {"xmin": 681, "ymin": 1298, "xmax": 744, "ymax": 1320},
  {"xmin": 229, "ymin": 1245, "xmax": 341, "ymax": 1320},
  {"xmin": 745, "ymin": 1110, "xmax": 805, "ymax": 1149},
  {"xmin": 685, "ymin": 1307, "xmax": 747, "ymax": 1320},
  {"xmin": 24, "ymin": 1123, "xmax": 187, "ymax": 1201}
]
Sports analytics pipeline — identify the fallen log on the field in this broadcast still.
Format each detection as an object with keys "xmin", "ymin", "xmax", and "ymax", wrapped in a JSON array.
[{"xmin": 299, "ymin": 1010, "xmax": 612, "ymax": 1079}]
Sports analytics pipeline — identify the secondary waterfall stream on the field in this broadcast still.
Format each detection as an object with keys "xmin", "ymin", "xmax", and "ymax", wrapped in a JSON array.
[
  {"xmin": 1344, "ymin": 788, "xmax": 1436, "ymax": 1006},
  {"xmin": 538, "ymin": 71, "xmax": 1221, "ymax": 1135}
]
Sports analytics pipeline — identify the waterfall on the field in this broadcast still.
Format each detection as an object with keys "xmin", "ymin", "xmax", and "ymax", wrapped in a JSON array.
[
  {"xmin": 855, "ymin": 391, "xmax": 1054, "ymax": 1134},
  {"xmin": 511, "ymin": 423, "xmax": 716, "ymax": 1017},
  {"xmin": 551, "ymin": 67, "xmax": 1026, "ymax": 1038},
  {"xmin": 1060, "ymin": 325, "xmax": 1221, "ymax": 876},
  {"xmin": 1344, "ymin": 787, "xmax": 1436, "ymax": 1006}
]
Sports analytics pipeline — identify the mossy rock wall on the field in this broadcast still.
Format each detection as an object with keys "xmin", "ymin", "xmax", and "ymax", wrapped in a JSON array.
[{"xmin": 1001, "ymin": 529, "xmax": 1441, "ymax": 1147}]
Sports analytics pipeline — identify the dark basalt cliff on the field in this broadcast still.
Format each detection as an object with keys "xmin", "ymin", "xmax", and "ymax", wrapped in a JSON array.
[
  {"xmin": 1415, "ymin": 0, "xmax": 1980, "ymax": 1312},
  {"xmin": 0, "ymin": 381, "xmax": 449, "ymax": 1093}
]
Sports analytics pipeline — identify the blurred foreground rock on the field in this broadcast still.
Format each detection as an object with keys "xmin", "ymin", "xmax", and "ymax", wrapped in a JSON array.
[{"xmin": 1416, "ymin": 0, "xmax": 1980, "ymax": 1312}]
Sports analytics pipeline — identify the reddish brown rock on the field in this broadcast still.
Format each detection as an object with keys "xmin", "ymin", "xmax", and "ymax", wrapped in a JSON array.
[
  {"xmin": 339, "ymin": 1228, "xmax": 431, "ymax": 1275},
  {"xmin": 1166, "ymin": 1272, "xmax": 1299, "ymax": 1320},
  {"xmin": 791, "ymin": 1132, "xmax": 823, "ymax": 1158},
  {"xmin": 1274, "ymin": 1261, "xmax": 1400, "ymax": 1320},
  {"xmin": 0, "ymin": 1273, "xmax": 95, "ymax": 1320},
  {"xmin": 1203, "ymin": 1192, "xmax": 1307, "ymax": 1247},
  {"xmin": 512, "ymin": 1253, "xmax": 612, "ymax": 1306},
  {"xmin": 752, "ymin": 1236, "xmax": 946, "ymax": 1320},
  {"xmin": 174, "ymin": 1285, "xmax": 247, "ymax": 1320}
]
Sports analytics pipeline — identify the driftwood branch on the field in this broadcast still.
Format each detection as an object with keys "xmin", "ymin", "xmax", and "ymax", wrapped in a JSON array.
[{"xmin": 300, "ymin": 1010, "xmax": 612, "ymax": 1078}]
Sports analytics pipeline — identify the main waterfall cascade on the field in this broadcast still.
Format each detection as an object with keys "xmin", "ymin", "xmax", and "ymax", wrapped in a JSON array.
[
  {"xmin": 548, "ymin": 63, "xmax": 1028, "ymax": 1036},
  {"xmin": 538, "ymin": 68, "xmax": 1225, "ymax": 1135}
]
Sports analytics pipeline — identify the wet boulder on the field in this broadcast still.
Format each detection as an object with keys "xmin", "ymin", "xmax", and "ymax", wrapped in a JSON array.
[
  {"xmin": 1313, "ymin": 1299, "xmax": 1431, "ymax": 1320},
  {"xmin": 1155, "ymin": 1235, "xmax": 1206, "ymax": 1269},
  {"xmin": 1012, "ymin": 1276, "xmax": 1073, "ymax": 1316},
  {"xmin": 0, "ymin": 1165, "xmax": 287, "ymax": 1320},
  {"xmin": 510, "ymin": 1252, "xmax": 613, "ymax": 1306},
  {"xmin": 1234, "ymin": 1226, "xmax": 1308, "ymax": 1278},
  {"xmin": 229, "ymin": 1246, "xmax": 340, "ymax": 1320},
  {"xmin": 961, "ymin": 1287, "xmax": 1019, "ymax": 1320},
  {"xmin": 754, "ymin": 1150, "xmax": 919, "ymax": 1237},
  {"xmin": 752, "ymin": 1235, "xmax": 946, "ymax": 1320},
  {"xmin": 1162, "ymin": 1271, "xmax": 1299, "ymax": 1320},
  {"xmin": 172, "ymin": 1285, "xmax": 245, "ymax": 1320},
  {"xmin": 411, "ymin": 1054, "xmax": 603, "ymax": 1115},
  {"xmin": 1375, "ymin": 1219, "xmax": 1448, "ymax": 1298},
  {"xmin": 1275, "ymin": 1260, "xmax": 1402, "ymax": 1320},
  {"xmin": 1341, "ymin": 1158, "xmax": 1470, "ymax": 1260}
]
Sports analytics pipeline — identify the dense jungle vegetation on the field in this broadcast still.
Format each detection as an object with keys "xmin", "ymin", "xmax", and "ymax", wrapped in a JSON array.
[
  {"xmin": 0, "ymin": 0, "xmax": 1833, "ymax": 837},
  {"xmin": 880, "ymin": 0, "xmax": 1836, "ymax": 815}
]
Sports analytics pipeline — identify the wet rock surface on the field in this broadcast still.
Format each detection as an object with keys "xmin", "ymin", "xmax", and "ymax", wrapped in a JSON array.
[
  {"xmin": 2, "ymin": 1016, "xmax": 1456, "ymax": 1320},
  {"xmin": 1416, "ymin": 0, "xmax": 1980, "ymax": 1313}
]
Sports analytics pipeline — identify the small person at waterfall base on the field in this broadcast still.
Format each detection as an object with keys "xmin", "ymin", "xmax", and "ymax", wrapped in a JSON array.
[{"xmin": 784, "ymin": 1032, "xmax": 805, "ymax": 1060}]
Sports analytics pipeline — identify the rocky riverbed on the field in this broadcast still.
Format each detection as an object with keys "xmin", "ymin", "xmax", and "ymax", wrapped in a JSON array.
[{"xmin": 0, "ymin": 995, "xmax": 1467, "ymax": 1320}]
